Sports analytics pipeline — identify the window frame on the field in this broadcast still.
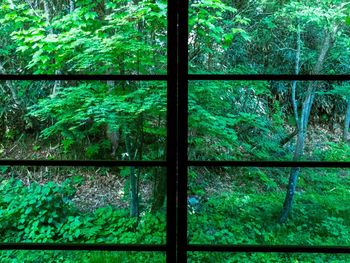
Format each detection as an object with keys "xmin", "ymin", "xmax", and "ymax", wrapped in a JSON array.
[
  {"xmin": 1, "ymin": 1, "xmax": 350, "ymax": 263},
  {"xmin": 177, "ymin": 1, "xmax": 350, "ymax": 262}
]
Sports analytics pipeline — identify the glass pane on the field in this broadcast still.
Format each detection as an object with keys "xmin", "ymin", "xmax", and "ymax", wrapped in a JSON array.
[
  {"xmin": 0, "ymin": 251, "xmax": 166, "ymax": 263},
  {"xmin": 189, "ymin": 0, "xmax": 350, "ymax": 74},
  {"xmin": 0, "ymin": 0, "xmax": 167, "ymax": 74},
  {"xmin": 189, "ymin": 80, "xmax": 350, "ymax": 161},
  {"xmin": 0, "ymin": 80, "xmax": 166, "ymax": 160},
  {"xmin": 188, "ymin": 167, "xmax": 350, "ymax": 246},
  {"xmin": 0, "ymin": 167, "xmax": 166, "ymax": 244},
  {"xmin": 188, "ymin": 252, "xmax": 350, "ymax": 263}
]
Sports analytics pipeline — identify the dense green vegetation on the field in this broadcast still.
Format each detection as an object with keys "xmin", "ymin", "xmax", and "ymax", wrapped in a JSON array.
[{"xmin": 1, "ymin": 0, "xmax": 350, "ymax": 262}]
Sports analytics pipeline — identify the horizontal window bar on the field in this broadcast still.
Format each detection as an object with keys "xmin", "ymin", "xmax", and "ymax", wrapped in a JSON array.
[
  {"xmin": 3, "ymin": 75, "xmax": 349, "ymax": 81},
  {"xmin": 188, "ymin": 161, "xmax": 350, "ymax": 168},
  {"xmin": 188, "ymin": 74, "xmax": 350, "ymax": 81},
  {"xmin": 0, "ymin": 75, "xmax": 167, "ymax": 81},
  {"xmin": 0, "ymin": 243, "xmax": 166, "ymax": 251},
  {"xmin": 0, "ymin": 160, "xmax": 167, "ymax": 167},
  {"xmin": 187, "ymin": 245, "xmax": 350, "ymax": 254}
]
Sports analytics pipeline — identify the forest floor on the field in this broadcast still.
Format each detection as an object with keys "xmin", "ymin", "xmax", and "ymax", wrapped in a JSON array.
[{"xmin": 0, "ymin": 123, "xmax": 345, "ymax": 213}]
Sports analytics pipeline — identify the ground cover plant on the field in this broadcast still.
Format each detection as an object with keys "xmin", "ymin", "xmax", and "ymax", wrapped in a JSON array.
[{"xmin": 1, "ymin": 0, "xmax": 350, "ymax": 262}]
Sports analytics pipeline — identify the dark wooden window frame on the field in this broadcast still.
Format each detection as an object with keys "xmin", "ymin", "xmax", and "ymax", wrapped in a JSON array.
[{"xmin": 1, "ymin": 1, "xmax": 350, "ymax": 262}]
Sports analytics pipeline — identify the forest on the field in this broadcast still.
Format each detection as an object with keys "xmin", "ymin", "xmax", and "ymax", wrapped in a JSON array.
[{"xmin": 1, "ymin": 0, "xmax": 350, "ymax": 262}]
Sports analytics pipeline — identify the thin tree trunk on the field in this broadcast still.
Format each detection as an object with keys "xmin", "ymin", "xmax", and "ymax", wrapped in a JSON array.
[
  {"xmin": 42, "ymin": 0, "xmax": 62, "ymax": 93},
  {"xmin": 125, "ymin": 131, "xmax": 139, "ymax": 218},
  {"xmin": 42, "ymin": 0, "xmax": 53, "ymax": 34},
  {"xmin": 0, "ymin": 64, "xmax": 21, "ymax": 106},
  {"xmin": 69, "ymin": 0, "xmax": 74, "ymax": 13},
  {"xmin": 106, "ymin": 124, "xmax": 119, "ymax": 157},
  {"xmin": 136, "ymin": 114, "xmax": 144, "ymax": 213},
  {"xmin": 280, "ymin": 129, "xmax": 298, "ymax": 146},
  {"xmin": 279, "ymin": 25, "xmax": 336, "ymax": 223},
  {"xmin": 129, "ymin": 165, "xmax": 138, "ymax": 217},
  {"xmin": 279, "ymin": 102, "xmax": 306, "ymax": 223},
  {"xmin": 106, "ymin": 80, "xmax": 120, "ymax": 158},
  {"xmin": 208, "ymin": 53, "xmax": 212, "ymax": 71},
  {"xmin": 343, "ymin": 98, "xmax": 350, "ymax": 142},
  {"xmin": 151, "ymin": 114, "xmax": 166, "ymax": 213},
  {"xmin": 291, "ymin": 22, "xmax": 301, "ymax": 130},
  {"xmin": 151, "ymin": 168, "xmax": 167, "ymax": 213}
]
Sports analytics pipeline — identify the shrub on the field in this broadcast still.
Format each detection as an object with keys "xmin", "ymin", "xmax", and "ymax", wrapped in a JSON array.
[{"xmin": 0, "ymin": 179, "xmax": 76, "ymax": 242}]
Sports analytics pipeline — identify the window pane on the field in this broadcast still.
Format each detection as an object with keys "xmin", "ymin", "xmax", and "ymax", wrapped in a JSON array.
[
  {"xmin": 0, "ymin": 0, "xmax": 167, "ymax": 74},
  {"xmin": 188, "ymin": 167, "xmax": 350, "ymax": 246},
  {"xmin": 189, "ymin": 80, "xmax": 350, "ymax": 161},
  {"xmin": 0, "ymin": 251, "xmax": 165, "ymax": 262},
  {"xmin": 0, "ymin": 80, "xmax": 166, "ymax": 160},
  {"xmin": 189, "ymin": 0, "xmax": 350, "ymax": 74},
  {"xmin": 188, "ymin": 252, "xmax": 350, "ymax": 262},
  {"xmin": 0, "ymin": 167, "xmax": 166, "ymax": 244}
]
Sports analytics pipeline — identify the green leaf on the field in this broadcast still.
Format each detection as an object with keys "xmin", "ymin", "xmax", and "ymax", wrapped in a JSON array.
[
  {"xmin": 223, "ymin": 33, "xmax": 234, "ymax": 48},
  {"xmin": 25, "ymin": 207, "xmax": 33, "ymax": 214},
  {"xmin": 346, "ymin": 16, "xmax": 350, "ymax": 26}
]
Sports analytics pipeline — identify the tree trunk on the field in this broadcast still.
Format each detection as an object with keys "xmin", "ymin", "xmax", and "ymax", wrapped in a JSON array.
[
  {"xmin": 129, "ymin": 165, "xmax": 138, "ymax": 217},
  {"xmin": 280, "ymin": 129, "xmax": 298, "ymax": 146},
  {"xmin": 125, "ymin": 131, "xmax": 139, "ymax": 218},
  {"xmin": 279, "ymin": 25, "xmax": 336, "ymax": 223},
  {"xmin": 69, "ymin": 0, "xmax": 74, "ymax": 13},
  {"xmin": 42, "ymin": 0, "xmax": 53, "ymax": 34},
  {"xmin": 151, "ymin": 114, "xmax": 167, "ymax": 213},
  {"xmin": 106, "ymin": 124, "xmax": 119, "ymax": 157},
  {"xmin": 343, "ymin": 98, "xmax": 350, "ymax": 142},
  {"xmin": 151, "ymin": 168, "xmax": 167, "ymax": 213},
  {"xmin": 279, "ymin": 105, "xmax": 306, "ymax": 223},
  {"xmin": 105, "ymin": 79, "xmax": 119, "ymax": 157},
  {"xmin": 0, "ymin": 64, "xmax": 21, "ymax": 106}
]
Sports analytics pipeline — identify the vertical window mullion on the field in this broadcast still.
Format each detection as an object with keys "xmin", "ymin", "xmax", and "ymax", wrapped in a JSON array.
[
  {"xmin": 178, "ymin": 0, "xmax": 189, "ymax": 262},
  {"xmin": 167, "ymin": 0, "xmax": 178, "ymax": 261}
]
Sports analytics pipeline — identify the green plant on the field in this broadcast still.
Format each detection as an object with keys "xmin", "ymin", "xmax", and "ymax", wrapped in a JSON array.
[
  {"xmin": 0, "ymin": 179, "xmax": 76, "ymax": 242},
  {"xmin": 323, "ymin": 142, "xmax": 350, "ymax": 161}
]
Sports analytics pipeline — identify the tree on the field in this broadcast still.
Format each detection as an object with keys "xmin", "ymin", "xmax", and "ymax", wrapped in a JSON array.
[
  {"xmin": 278, "ymin": 0, "xmax": 347, "ymax": 223},
  {"xmin": 0, "ymin": 0, "xmax": 168, "ymax": 216}
]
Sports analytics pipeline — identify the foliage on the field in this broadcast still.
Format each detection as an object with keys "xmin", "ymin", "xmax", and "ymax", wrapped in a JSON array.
[
  {"xmin": 27, "ymin": 81, "xmax": 166, "ymax": 159},
  {"xmin": 1, "ymin": 0, "xmax": 167, "ymax": 74},
  {"xmin": 189, "ymin": 80, "xmax": 286, "ymax": 160},
  {"xmin": 188, "ymin": 167, "xmax": 350, "ymax": 262},
  {"xmin": 0, "ymin": 178, "xmax": 165, "ymax": 243},
  {"xmin": 0, "ymin": 178, "xmax": 76, "ymax": 242},
  {"xmin": 1, "ymin": 0, "xmax": 350, "ymax": 262},
  {"xmin": 321, "ymin": 142, "xmax": 350, "ymax": 161}
]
